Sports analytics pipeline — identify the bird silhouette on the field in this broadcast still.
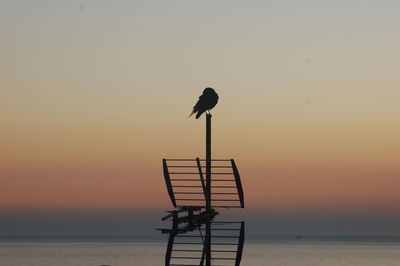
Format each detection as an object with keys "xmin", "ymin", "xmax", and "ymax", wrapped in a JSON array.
[{"xmin": 189, "ymin": 87, "xmax": 219, "ymax": 119}]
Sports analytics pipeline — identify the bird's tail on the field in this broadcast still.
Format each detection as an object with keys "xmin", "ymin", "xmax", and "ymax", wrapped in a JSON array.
[
  {"xmin": 188, "ymin": 110, "xmax": 195, "ymax": 118},
  {"xmin": 195, "ymin": 110, "xmax": 205, "ymax": 119}
]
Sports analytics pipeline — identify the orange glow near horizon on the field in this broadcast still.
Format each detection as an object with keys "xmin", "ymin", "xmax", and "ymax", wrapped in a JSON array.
[{"xmin": 1, "ymin": 1, "xmax": 400, "ymax": 215}]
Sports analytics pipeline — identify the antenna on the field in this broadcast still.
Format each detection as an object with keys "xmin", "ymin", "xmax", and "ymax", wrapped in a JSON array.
[{"xmin": 159, "ymin": 106, "xmax": 245, "ymax": 266}]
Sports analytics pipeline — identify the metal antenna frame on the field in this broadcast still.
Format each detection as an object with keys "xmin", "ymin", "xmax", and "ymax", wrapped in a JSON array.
[{"xmin": 160, "ymin": 112, "xmax": 245, "ymax": 266}]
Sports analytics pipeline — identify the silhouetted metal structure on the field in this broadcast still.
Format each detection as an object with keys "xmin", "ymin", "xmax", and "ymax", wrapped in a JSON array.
[
  {"xmin": 160, "ymin": 113, "xmax": 245, "ymax": 266},
  {"xmin": 162, "ymin": 158, "xmax": 244, "ymax": 209}
]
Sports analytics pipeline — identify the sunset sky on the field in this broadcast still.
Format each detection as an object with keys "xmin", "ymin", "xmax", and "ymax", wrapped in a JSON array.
[{"xmin": 1, "ymin": 1, "xmax": 400, "ymax": 235}]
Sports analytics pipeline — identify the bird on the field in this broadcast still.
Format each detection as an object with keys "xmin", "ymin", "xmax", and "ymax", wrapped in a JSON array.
[{"xmin": 189, "ymin": 87, "xmax": 219, "ymax": 119}]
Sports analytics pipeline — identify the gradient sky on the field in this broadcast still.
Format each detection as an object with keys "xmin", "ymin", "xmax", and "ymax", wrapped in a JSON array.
[{"xmin": 1, "ymin": 1, "xmax": 400, "ymax": 234}]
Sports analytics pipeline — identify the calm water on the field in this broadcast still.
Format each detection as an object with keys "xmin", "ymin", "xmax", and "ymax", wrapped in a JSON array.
[{"xmin": 1, "ymin": 240, "xmax": 399, "ymax": 266}]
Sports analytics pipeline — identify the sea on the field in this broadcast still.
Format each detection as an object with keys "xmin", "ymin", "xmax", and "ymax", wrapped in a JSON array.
[{"xmin": 1, "ymin": 237, "xmax": 400, "ymax": 266}]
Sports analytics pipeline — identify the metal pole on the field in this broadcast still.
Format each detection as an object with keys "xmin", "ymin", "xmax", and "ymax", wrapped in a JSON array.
[
  {"xmin": 205, "ymin": 113, "xmax": 212, "ymax": 266},
  {"xmin": 206, "ymin": 113, "xmax": 212, "ymax": 210},
  {"xmin": 205, "ymin": 219, "xmax": 211, "ymax": 266}
]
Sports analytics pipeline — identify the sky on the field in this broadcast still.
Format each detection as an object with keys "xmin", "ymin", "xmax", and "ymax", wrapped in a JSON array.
[{"xmin": 1, "ymin": 0, "xmax": 400, "ymax": 235}]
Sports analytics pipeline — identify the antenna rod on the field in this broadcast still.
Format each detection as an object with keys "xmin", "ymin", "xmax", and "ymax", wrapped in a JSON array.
[
  {"xmin": 205, "ymin": 113, "xmax": 212, "ymax": 266},
  {"xmin": 206, "ymin": 113, "xmax": 212, "ymax": 209}
]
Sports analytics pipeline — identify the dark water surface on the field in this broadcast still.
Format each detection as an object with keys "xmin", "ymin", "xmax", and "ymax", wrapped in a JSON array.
[{"xmin": 1, "ymin": 238, "xmax": 399, "ymax": 266}]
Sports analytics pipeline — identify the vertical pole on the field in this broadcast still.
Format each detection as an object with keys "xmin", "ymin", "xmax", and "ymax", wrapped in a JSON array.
[
  {"xmin": 205, "ymin": 219, "xmax": 211, "ymax": 266},
  {"xmin": 206, "ymin": 113, "xmax": 212, "ymax": 210},
  {"xmin": 205, "ymin": 113, "xmax": 212, "ymax": 266}
]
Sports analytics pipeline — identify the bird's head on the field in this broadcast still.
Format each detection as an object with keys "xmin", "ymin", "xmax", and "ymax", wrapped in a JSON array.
[{"xmin": 203, "ymin": 87, "xmax": 215, "ymax": 95}]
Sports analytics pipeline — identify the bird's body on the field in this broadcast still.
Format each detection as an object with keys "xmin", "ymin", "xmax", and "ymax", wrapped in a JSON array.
[{"xmin": 189, "ymin": 87, "xmax": 219, "ymax": 119}]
